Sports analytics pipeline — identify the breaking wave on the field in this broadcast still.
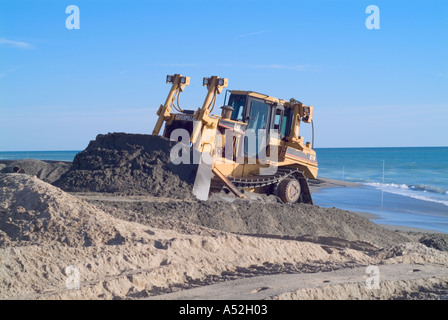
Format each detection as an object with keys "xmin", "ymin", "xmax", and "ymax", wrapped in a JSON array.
[{"xmin": 364, "ymin": 182, "xmax": 448, "ymax": 207}]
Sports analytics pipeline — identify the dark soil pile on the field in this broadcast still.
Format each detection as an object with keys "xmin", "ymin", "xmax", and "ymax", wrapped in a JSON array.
[
  {"xmin": 0, "ymin": 159, "xmax": 71, "ymax": 184},
  {"xmin": 419, "ymin": 234, "xmax": 448, "ymax": 252},
  {"xmin": 54, "ymin": 133, "xmax": 197, "ymax": 199},
  {"xmin": 92, "ymin": 199, "xmax": 411, "ymax": 249}
]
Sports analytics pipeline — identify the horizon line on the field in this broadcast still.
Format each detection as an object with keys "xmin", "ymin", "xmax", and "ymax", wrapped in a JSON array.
[{"xmin": 1, "ymin": 145, "xmax": 447, "ymax": 153}]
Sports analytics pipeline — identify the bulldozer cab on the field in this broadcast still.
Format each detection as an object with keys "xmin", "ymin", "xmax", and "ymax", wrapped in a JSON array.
[
  {"xmin": 225, "ymin": 91, "xmax": 293, "ymax": 147},
  {"xmin": 219, "ymin": 89, "xmax": 317, "ymax": 178}
]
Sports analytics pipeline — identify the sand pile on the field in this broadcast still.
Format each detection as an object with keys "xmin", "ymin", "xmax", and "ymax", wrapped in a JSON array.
[
  {"xmin": 0, "ymin": 159, "xmax": 70, "ymax": 184},
  {"xmin": 96, "ymin": 199, "xmax": 409, "ymax": 249},
  {"xmin": 0, "ymin": 174, "xmax": 153, "ymax": 248},
  {"xmin": 54, "ymin": 133, "xmax": 196, "ymax": 199},
  {"xmin": 1, "ymin": 174, "xmax": 447, "ymax": 300},
  {"xmin": 419, "ymin": 234, "xmax": 448, "ymax": 252},
  {"xmin": 0, "ymin": 174, "xmax": 368, "ymax": 299},
  {"xmin": 269, "ymin": 273, "xmax": 448, "ymax": 300}
]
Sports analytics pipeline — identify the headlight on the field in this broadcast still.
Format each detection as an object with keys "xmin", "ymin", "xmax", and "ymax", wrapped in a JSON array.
[
  {"xmin": 180, "ymin": 76, "xmax": 190, "ymax": 85},
  {"xmin": 218, "ymin": 78, "xmax": 228, "ymax": 87}
]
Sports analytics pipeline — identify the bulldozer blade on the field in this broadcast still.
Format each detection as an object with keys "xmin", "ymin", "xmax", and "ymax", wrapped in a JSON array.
[
  {"xmin": 212, "ymin": 166, "xmax": 246, "ymax": 199},
  {"xmin": 192, "ymin": 150, "xmax": 213, "ymax": 201}
]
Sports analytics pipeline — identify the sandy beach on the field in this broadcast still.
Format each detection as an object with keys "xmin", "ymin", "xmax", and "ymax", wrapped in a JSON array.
[{"xmin": 1, "ymin": 134, "xmax": 447, "ymax": 300}]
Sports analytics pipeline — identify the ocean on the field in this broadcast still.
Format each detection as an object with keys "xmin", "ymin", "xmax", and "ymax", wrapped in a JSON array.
[
  {"xmin": 313, "ymin": 147, "xmax": 448, "ymax": 233},
  {"xmin": 0, "ymin": 151, "xmax": 79, "ymax": 162},
  {"xmin": 1, "ymin": 147, "xmax": 447, "ymax": 233}
]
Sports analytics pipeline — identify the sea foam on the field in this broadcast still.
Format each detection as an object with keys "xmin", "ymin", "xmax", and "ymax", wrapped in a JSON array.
[{"xmin": 364, "ymin": 182, "xmax": 448, "ymax": 207}]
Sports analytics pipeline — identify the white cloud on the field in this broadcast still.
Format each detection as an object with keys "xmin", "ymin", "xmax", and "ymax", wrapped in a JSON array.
[
  {"xmin": 252, "ymin": 64, "xmax": 308, "ymax": 71},
  {"xmin": 218, "ymin": 63, "xmax": 317, "ymax": 72},
  {"xmin": 0, "ymin": 38, "xmax": 34, "ymax": 49},
  {"xmin": 155, "ymin": 63, "xmax": 199, "ymax": 67},
  {"xmin": 0, "ymin": 65, "xmax": 24, "ymax": 78}
]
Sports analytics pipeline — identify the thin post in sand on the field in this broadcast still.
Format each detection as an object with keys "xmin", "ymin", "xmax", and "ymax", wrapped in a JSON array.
[{"xmin": 381, "ymin": 160, "xmax": 385, "ymax": 208}]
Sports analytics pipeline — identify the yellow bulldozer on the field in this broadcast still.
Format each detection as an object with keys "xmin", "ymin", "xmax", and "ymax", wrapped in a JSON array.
[{"xmin": 152, "ymin": 74, "xmax": 318, "ymax": 204}]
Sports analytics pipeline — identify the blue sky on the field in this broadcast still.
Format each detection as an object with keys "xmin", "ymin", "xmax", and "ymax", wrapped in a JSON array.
[{"xmin": 1, "ymin": 0, "xmax": 447, "ymax": 150}]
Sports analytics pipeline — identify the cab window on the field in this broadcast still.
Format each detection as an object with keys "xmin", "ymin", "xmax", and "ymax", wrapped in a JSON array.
[
  {"xmin": 227, "ymin": 94, "xmax": 247, "ymax": 122},
  {"xmin": 244, "ymin": 99, "xmax": 270, "ymax": 156},
  {"xmin": 273, "ymin": 109, "xmax": 282, "ymax": 134},
  {"xmin": 282, "ymin": 108, "xmax": 293, "ymax": 137},
  {"xmin": 248, "ymin": 100, "xmax": 269, "ymax": 130}
]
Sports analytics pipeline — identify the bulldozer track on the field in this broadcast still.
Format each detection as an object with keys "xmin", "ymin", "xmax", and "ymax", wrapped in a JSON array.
[
  {"xmin": 229, "ymin": 167, "xmax": 302, "ymax": 189},
  {"xmin": 211, "ymin": 167, "xmax": 313, "ymax": 204}
]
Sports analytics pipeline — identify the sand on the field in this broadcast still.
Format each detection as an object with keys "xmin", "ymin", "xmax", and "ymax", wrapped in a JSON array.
[
  {"xmin": 1, "ymin": 133, "xmax": 447, "ymax": 300},
  {"xmin": 89, "ymin": 198, "xmax": 408, "ymax": 249},
  {"xmin": 148, "ymin": 264, "xmax": 448, "ymax": 300},
  {"xmin": 1, "ymin": 173, "xmax": 447, "ymax": 300}
]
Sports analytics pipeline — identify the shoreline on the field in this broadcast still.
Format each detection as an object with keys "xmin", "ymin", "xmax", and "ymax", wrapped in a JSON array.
[
  {"xmin": 308, "ymin": 177, "xmax": 360, "ymax": 193},
  {"xmin": 310, "ymin": 177, "xmax": 447, "ymax": 235}
]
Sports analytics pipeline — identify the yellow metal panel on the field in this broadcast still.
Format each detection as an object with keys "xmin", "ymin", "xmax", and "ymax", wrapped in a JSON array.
[{"xmin": 229, "ymin": 90, "xmax": 281, "ymax": 104}]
